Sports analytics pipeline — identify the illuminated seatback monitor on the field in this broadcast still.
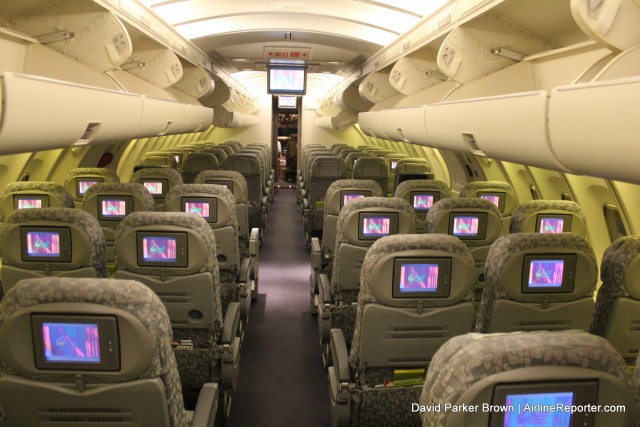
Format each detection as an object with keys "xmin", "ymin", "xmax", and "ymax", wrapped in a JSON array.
[
  {"xmin": 410, "ymin": 191, "xmax": 440, "ymax": 212},
  {"xmin": 21, "ymin": 226, "xmax": 72, "ymax": 262},
  {"xmin": 479, "ymin": 191, "xmax": 506, "ymax": 213},
  {"xmin": 392, "ymin": 257, "xmax": 452, "ymax": 298},
  {"xmin": 522, "ymin": 254, "xmax": 576, "ymax": 294},
  {"xmin": 136, "ymin": 231, "xmax": 188, "ymax": 267},
  {"xmin": 340, "ymin": 190, "xmax": 371, "ymax": 208},
  {"xmin": 140, "ymin": 179, "xmax": 169, "ymax": 198},
  {"xmin": 14, "ymin": 194, "xmax": 50, "ymax": 210},
  {"xmin": 181, "ymin": 197, "xmax": 218, "ymax": 223},
  {"xmin": 449, "ymin": 212, "xmax": 488, "ymax": 240},
  {"xmin": 31, "ymin": 314, "xmax": 120, "ymax": 371},
  {"xmin": 490, "ymin": 380, "xmax": 598, "ymax": 427},
  {"xmin": 536, "ymin": 214, "xmax": 573, "ymax": 233},
  {"xmin": 77, "ymin": 178, "xmax": 103, "ymax": 197},
  {"xmin": 358, "ymin": 212, "xmax": 399, "ymax": 240},
  {"xmin": 97, "ymin": 195, "xmax": 133, "ymax": 221}
]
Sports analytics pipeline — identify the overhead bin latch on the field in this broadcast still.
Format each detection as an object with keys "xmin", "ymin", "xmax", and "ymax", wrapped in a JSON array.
[
  {"xmin": 462, "ymin": 133, "xmax": 487, "ymax": 158},
  {"xmin": 490, "ymin": 47, "xmax": 525, "ymax": 62}
]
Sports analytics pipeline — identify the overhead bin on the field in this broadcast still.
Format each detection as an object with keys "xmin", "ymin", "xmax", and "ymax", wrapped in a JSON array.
[
  {"xmin": 358, "ymin": 72, "xmax": 399, "ymax": 104},
  {"xmin": 125, "ymin": 38, "xmax": 183, "ymax": 88},
  {"xmin": 0, "ymin": 72, "xmax": 141, "ymax": 153},
  {"xmin": 314, "ymin": 111, "xmax": 357, "ymax": 131},
  {"xmin": 358, "ymin": 111, "xmax": 385, "ymax": 138},
  {"xmin": 571, "ymin": 0, "xmax": 640, "ymax": 51},
  {"xmin": 549, "ymin": 76, "xmax": 640, "ymax": 184},
  {"xmin": 591, "ymin": 45, "xmax": 640, "ymax": 81},
  {"xmin": 2, "ymin": 0, "xmax": 132, "ymax": 72},
  {"xmin": 389, "ymin": 50, "xmax": 443, "ymax": 96},
  {"xmin": 425, "ymin": 91, "xmax": 568, "ymax": 172},
  {"xmin": 333, "ymin": 84, "xmax": 373, "ymax": 113},
  {"xmin": 379, "ymin": 107, "xmax": 428, "ymax": 144},
  {"xmin": 437, "ymin": 13, "xmax": 551, "ymax": 84},
  {"xmin": 213, "ymin": 106, "xmax": 259, "ymax": 128},
  {"xmin": 172, "ymin": 65, "xmax": 215, "ymax": 99},
  {"xmin": 0, "ymin": 72, "xmax": 213, "ymax": 154}
]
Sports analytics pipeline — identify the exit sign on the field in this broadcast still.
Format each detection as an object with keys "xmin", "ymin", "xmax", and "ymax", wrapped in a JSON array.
[{"xmin": 265, "ymin": 47, "xmax": 310, "ymax": 60}]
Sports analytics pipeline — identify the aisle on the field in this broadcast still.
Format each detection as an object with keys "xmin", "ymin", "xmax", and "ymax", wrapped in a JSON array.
[{"xmin": 225, "ymin": 188, "xmax": 332, "ymax": 427}]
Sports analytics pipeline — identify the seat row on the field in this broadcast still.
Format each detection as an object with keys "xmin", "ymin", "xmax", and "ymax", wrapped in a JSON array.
[
  {"xmin": 0, "ymin": 174, "xmax": 263, "ymax": 419},
  {"xmin": 320, "ymin": 228, "xmax": 640, "ymax": 426}
]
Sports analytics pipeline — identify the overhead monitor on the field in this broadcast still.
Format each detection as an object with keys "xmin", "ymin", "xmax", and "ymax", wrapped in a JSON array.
[
  {"xmin": 479, "ymin": 191, "xmax": 506, "ymax": 213},
  {"xmin": 278, "ymin": 95, "xmax": 298, "ymax": 109},
  {"xmin": 358, "ymin": 212, "xmax": 399, "ymax": 240},
  {"xmin": 449, "ymin": 212, "xmax": 488, "ymax": 240},
  {"xmin": 77, "ymin": 178, "xmax": 103, "ymax": 197},
  {"xmin": 521, "ymin": 254, "xmax": 577, "ymax": 294},
  {"xmin": 97, "ymin": 196, "xmax": 133, "ymax": 221},
  {"xmin": 21, "ymin": 226, "xmax": 72, "ymax": 262},
  {"xmin": 268, "ymin": 66, "xmax": 307, "ymax": 95},
  {"xmin": 181, "ymin": 197, "xmax": 218, "ymax": 223},
  {"xmin": 392, "ymin": 257, "xmax": 452, "ymax": 298},
  {"xmin": 410, "ymin": 191, "xmax": 440, "ymax": 212},
  {"xmin": 490, "ymin": 380, "xmax": 598, "ymax": 427},
  {"xmin": 136, "ymin": 231, "xmax": 188, "ymax": 268},
  {"xmin": 536, "ymin": 214, "xmax": 573, "ymax": 234},
  {"xmin": 14, "ymin": 194, "xmax": 49, "ymax": 210},
  {"xmin": 340, "ymin": 190, "xmax": 371, "ymax": 208},
  {"xmin": 31, "ymin": 314, "xmax": 120, "ymax": 371}
]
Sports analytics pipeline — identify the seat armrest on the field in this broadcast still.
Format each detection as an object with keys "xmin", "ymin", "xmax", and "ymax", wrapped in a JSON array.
[
  {"xmin": 319, "ymin": 274, "xmax": 332, "ymax": 305},
  {"xmin": 221, "ymin": 302, "xmax": 241, "ymax": 346},
  {"xmin": 311, "ymin": 237, "xmax": 321, "ymax": 269},
  {"xmin": 329, "ymin": 329, "xmax": 352, "ymax": 383},
  {"xmin": 249, "ymin": 227, "xmax": 259, "ymax": 280},
  {"xmin": 239, "ymin": 257, "xmax": 250, "ymax": 283},
  {"xmin": 300, "ymin": 189, "xmax": 307, "ymax": 199},
  {"xmin": 302, "ymin": 198, "xmax": 309, "ymax": 211},
  {"xmin": 191, "ymin": 383, "xmax": 219, "ymax": 427}
]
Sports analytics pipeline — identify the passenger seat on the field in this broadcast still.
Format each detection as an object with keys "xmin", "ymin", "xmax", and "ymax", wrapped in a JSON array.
[
  {"xmin": 460, "ymin": 181, "xmax": 519, "ymax": 234},
  {"xmin": 328, "ymin": 234, "xmax": 476, "ymax": 427},
  {"xmin": 0, "ymin": 181, "xmax": 74, "ymax": 221},
  {"xmin": 352, "ymin": 157, "xmax": 389, "ymax": 195},
  {"xmin": 509, "ymin": 199, "xmax": 587, "ymax": 236},
  {"xmin": 130, "ymin": 166, "xmax": 183, "ymax": 212},
  {"xmin": 475, "ymin": 233, "xmax": 598, "ymax": 333},
  {"xmin": 63, "ymin": 167, "xmax": 120, "ymax": 208},
  {"xmin": 0, "ymin": 277, "xmax": 220, "ymax": 426},
  {"xmin": 0, "ymin": 207, "xmax": 106, "ymax": 294},
  {"xmin": 181, "ymin": 152, "xmax": 219, "ymax": 184},
  {"xmin": 394, "ymin": 179, "xmax": 453, "ymax": 232},
  {"xmin": 421, "ymin": 330, "xmax": 637, "ymax": 427}
]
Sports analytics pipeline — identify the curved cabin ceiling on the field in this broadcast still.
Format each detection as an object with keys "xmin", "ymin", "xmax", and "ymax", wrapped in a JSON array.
[{"xmin": 141, "ymin": 0, "xmax": 450, "ymax": 98}]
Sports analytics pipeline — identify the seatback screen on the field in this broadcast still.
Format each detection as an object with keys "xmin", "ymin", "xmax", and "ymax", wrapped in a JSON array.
[
  {"xmin": 522, "ymin": 255, "xmax": 576, "ymax": 294},
  {"xmin": 449, "ymin": 213, "xmax": 488, "ymax": 240},
  {"xmin": 340, "ymin": 190, "xmax": 370, "ymax": 208},
  {"xmin": 182, "ymin": 197, "xmax": 218, "ymax": 223},
  {"xmin": 536, "ymin": 214, "xmax": 573, "ymax": 233},
  {"xmin": 99, "ymin": 198, "xmax": 129, "ymax": 220},
  {"xmin": 21, "ymin": 227, "xmax": 72, "ymax": 262},
  {"xmin": 42, "ymin": 321, "xmax": 101, "ymax": 363},
  {"xmin": 358, "ymin": 213, "xmax": 399, "ymax": 241},
  {"xmin": 478, "ymin": 191, "xmax": 505, "ymax": 212},
  {"xmin": 393, "ymin": 258, "xmax": 452, "ymax": 298},
  {"xmin": 205, "ymin": 180, "xmax": 234, "ymax": 193},
  {"xmin": 77, "ymin": 179, "xmax": 101, "ymax": 197},
  {"xmin": 15, "ymin": 195, "xmax": 49, "ymax": 209},
  {"xmin": 136, "ymin": 231, "xmax": 188, "ymax": 267}
]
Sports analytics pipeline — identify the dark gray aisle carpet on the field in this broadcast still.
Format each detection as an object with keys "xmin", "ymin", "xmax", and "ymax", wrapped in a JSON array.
[{"xmin": 225, "ymin": 188, "xmax": 332, "ymax": 427}]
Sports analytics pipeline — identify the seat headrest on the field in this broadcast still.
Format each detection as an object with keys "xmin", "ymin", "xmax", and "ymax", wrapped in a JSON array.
[
  {"xmin": 483, "ymin": 233, "xmax": 597, "ymax": 303},
  {"xmin": 336, "ymin": 196, "xmax": 416, "ymax": 247},
  {"xmin": 509, "ymin": 200, "xmax": 587, "ymax": 236},
  {"xmin": 422, "ymin": 330, "xmax": 636, "ymax": 427},
  {"xmin": 141, "ymin": 151, "xmax": 178, "ymax": 168},
  {"xmin": 425, "ymin": 198, "xmax": 502, "ymax": 247},
  {"xmin": 181, "ymin": 152, "xmax": 219, "ymax": 174},
  {"xmin": 64, "ymin": 168, "xmax": 120, "ymax": 202},
  {"xmin": 344, "ymin": 152, "xmax": 368, "ymax": 169},
  {"xmin": 194, "ymin": 170, "xmax": 248, "ymax": 203},
  {"xmin": 114, "ymin": 211, "xmax": 217, "ymax": 276},
  {"xmin": 310, "ymin": 156, "xmax": 346, "ymax": 179},
  {"xmin": 459, "ymin": 181, "xmax": 519, "ymax": 216},
  {"xmin": 324, "ymin": 179, "xmax": 384, "ymax": 217},
  {"xmin": 224, "ymin": 153, "xmax": 261, "ymax": 175},
  {"xmin": 0, "ymin": 181, "xmax": 74, "ymax": 220},
  {"xmin": 82, "ymin": 182, "xmax": 155, "ymax": 214},
  {"xmin": 201, "ymin": 148, "xmax": 228, "ymax": 166},
  {"xmin": 591, "ymin": 236, "xmax": 640, "ymax": 337},
  {"xmin": 165, "ymin": 183, "xmax": 237, "ymax": 229},
  {"xmin": 130, "ymin": 167, "xmax": 183, "ymax": 199},
  {"xmin": 394, "ymin": 158, "xmax": 431, "ymax": 173},
  {"xmin": 0, "ymin": 208, "xmax": 106, "ymax": 277},
  {"xmin": 394, "ymin": 179, "xmax": 453, "ymax": 202},
  {"xmin": 360, "ymin": 234, "xmax": 475, "ymax": 308},
  {"xmin": 0, "ymin": 277, "xmax": 166, "ymax": 383},
  {"xmin": 353, "ymin": 157, "xmax": 388, "ymax": 179}
]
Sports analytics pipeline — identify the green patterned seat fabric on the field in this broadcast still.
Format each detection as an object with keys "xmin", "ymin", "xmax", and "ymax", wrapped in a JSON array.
[
  {"xmin": 306, "ymin": 156, "xmax": 347, "ymax": 233},
  {"xmin": 0, "ymin": 207, "xmax": 106, "ymax": 278},
  {"xmin": 394, "ymin": 179, "xmax": 453, "ymax": 202},
  {"xmin": 509, "ymin": 200, "xmax": 585, "ymax": 233},
  {"xmin": 83, "ymin": 182, "xmax": 155, "ymax": 211},
  {"xmin": 180, "ymin": 152, "xmax": 219, "ymax": 184},
  {"xmin": 0, "ymin": 181, "xmax": 74, "ymax": 220},
  {"xmin": 352, "ymin": 157, "xmax": 389, "ymax": 195},
  {"xmin": 420, "ymin": 330, "xmax": 636, "ymax": 427},
  {"xmin": 0, "ymin": 277, "xmax": 190, "ymax": 427}
]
